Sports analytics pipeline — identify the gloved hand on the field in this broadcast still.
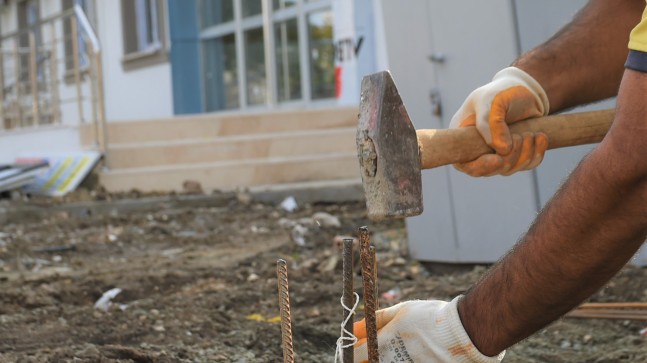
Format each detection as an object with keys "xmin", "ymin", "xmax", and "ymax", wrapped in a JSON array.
[
  {"xmin": 449, "ymin": 67, "xmax": 550, "ymax": 176},
  {"xmin": 353, "ymin": 297, "xmax": 505, "ymax": 363}
]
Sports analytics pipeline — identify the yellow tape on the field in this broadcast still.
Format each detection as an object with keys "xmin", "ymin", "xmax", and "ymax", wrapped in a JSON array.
[
  {"xmin": 41, "ymin": 157, "xmax": 73, "ymax": 192},
  {"xmin": 56, "ymin": 156, "xmax": 91, "ymax": 193}
]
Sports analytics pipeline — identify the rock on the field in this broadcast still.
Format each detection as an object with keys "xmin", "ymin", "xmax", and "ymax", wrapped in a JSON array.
[
  {"xmin": 278, "ymin": 218, "xmax": 295, "ymax": 229},
  {"xmin": 236, "ymin": 188, "xmax": 252, "ymax": 205},
  {"xmin": 300, "ymin": 258, "xmax": 319, "ymax": 271},
  {"xmin": 76, "ymin": 343, "xmax": 100, "ymax": 357},
  {"xmin": 372, "ymin": 229, "xmax": 408, "ymax": 254},
  {"xmin": 318, "ymin": 255, "xmax": 340, "ymax": 272},
  {"xmin": 182, "ymin": 180, "xmax": 203, "ymax": 194},
  {"xmin": 409, "ymin": 264, "xmax": 421, "ymax": 275},
  {"xmin": 250, "ymin": 225, "xmax": 268, "ymax": 233},
  {"xmin": 177, "ymin": 230, "xmax": 198, "ymax": 238},
  {"xmin": 247, "ymin": 273, "xmax": 259, "ymax": 282},
  {"xmin": 297, "ymin": 217, "xmax": 317, "ymax": 227},
  {"xmin": 312, "ymin": 212, "xmax": 341, "ymax": 228},
  {"xmin": 290, "ymin": 224, "xmax": 308, "ymax": 246},
  {"xmin": 384, "ymin": 257, "xmax": 406, "ymax": 267},
  {"xmin": 153, "ymin": 320, "xmax": 165, "ymax": 332},
  {"xmin": 306, "ymin": 307, "xmax": 321, "ymax": 317}
]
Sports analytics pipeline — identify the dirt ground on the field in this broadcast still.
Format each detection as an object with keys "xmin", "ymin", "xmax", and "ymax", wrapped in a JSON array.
[{"xmin": 1, "ymin": 191, "xmax": 647, "ymax": 362}]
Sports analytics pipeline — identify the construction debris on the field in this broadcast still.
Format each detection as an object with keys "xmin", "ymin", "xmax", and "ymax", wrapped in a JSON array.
[
  {"xmin": 279, "ymin": 196, "xmax": 298, "ymax": 212},
  {"xmin": 0, "ymin": 162, "xmax": 49, "ymax": 194},
  {"xmin": 5, "ymin": 197, "xmax": 646, "ymax": 361},
  {"xmin": 94, "ymin": 288, "xmax": 123, "ymax": 312}
]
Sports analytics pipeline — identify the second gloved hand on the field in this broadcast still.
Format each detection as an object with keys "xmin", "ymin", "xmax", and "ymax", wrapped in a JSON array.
[
  {"xmin": 353, "ymin": 297, "xmax": 505, "ymax": 363},
  {"xmin": 449, "ymin": 67, "xmax": 550, "ymax": 176}
]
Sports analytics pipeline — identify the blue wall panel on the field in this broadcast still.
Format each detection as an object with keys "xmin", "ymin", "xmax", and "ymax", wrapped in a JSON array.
[{"xmin": 168, "ymin": 0, "xmax": 203, "ymax": 114}]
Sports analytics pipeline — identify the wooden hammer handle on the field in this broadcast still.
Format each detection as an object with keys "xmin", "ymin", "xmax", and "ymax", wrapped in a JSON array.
[{"xmin": 417, "ymin": 109, "xmax": 615, "ymax": 170}]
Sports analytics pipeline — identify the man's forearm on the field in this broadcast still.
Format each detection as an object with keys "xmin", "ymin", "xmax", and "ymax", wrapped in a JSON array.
[
  {"xmin": 513, "ymin": 0, "xmax": 643, "ymax": 112},
  {"xmin": 458, "ymin": 69, "xmax": 647, "ymax": 356}
]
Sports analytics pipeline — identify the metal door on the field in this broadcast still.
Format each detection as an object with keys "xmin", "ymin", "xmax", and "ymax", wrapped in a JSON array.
[{"xmin": 404, "ymin": 0, "xmax": 539, "ymax": 263}]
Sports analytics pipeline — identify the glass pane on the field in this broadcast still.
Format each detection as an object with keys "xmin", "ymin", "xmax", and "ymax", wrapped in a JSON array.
[
  {"xmin": 308, "ymin": 10, "xmax": 335, "ymax": 100},
  {"xmin": 241, "ymin": 0, "xmax": 262, "ymax": 17},
  {"xmin": 203, "ymin": 34, "xmax": 239, "ymax": 111},
  {"xmin": 273, "ymin": 0, "xmax": 296, "ymax": 10},
  {"xmin": 245, "ymin": 27, "xmax": 266, "ymax": 105},
  {"xmin": 200, "ymin": 0, "xmax": 234, "ymax": 28},
  {"xmin": 274, "ymin": 18, "xmax": 301, "ymax": 102}
]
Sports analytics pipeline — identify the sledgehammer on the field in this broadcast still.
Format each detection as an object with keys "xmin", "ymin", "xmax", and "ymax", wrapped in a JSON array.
[{"xmin": 357, "ymin": 70, "xmax": 614, "ymax": 220}]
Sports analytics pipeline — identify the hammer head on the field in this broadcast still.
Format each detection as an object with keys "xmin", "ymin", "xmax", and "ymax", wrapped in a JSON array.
[{"xmin": 357, "ymin": 71, "xmax": 422, "ymax": 220}]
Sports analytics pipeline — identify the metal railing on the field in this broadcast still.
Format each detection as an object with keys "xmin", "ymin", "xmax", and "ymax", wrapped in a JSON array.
[{"xmin": 0, "ymin": 5, "xmax": 106, "ymax": 153}]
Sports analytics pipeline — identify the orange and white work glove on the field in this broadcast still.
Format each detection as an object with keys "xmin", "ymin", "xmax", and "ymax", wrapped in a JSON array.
[
  {"xmin": 449, "ymin": 67, "xmax": 550, "ymax": 176},
  {"xmin": 353, "ymin": 297, "xmax": 505, "ymax": 362}
]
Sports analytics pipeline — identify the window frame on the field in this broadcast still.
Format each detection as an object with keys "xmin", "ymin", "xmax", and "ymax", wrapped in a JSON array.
[
  {"xmin": 199, "ymin": 0, "xmax": 335, "ymax": 113},
  {"xmin": 16, "ymin": 0, "xmax": 42, "ymax": 94},
  {"xmin": 62, "ymin": 0, "xmax": 96, "ymax": 80},
  {"xmin": 120, "ymin": 0, "xmax": 168, "ymax": 71}
]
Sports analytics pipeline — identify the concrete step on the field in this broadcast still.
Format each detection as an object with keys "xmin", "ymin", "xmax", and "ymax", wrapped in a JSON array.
[
  {"xmin": 106, "ymin": 127, "xmax": 356, "ymax": 169},
  {"xmin": 81, "ymin": 106, "xmax": 358, "ymax": 146},
  {"xmin": 99, "ymin": 152, "xmax": 360, "ymax": 192}
]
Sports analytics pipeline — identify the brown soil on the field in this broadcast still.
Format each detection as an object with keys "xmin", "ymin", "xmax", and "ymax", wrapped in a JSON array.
[{"xmin": 1, "ymin": 194, "xmax": 647, "ymax": 362}]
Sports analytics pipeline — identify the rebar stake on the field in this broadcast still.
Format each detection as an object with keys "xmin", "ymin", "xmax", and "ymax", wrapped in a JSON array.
[
  {"xmin": 369, "ymin": 245, "xmax": 378, "ymax": 310},
  {"xmin": 277, "ymin": 259, "xmax": 295, "ymax": 363},
  {"xmin": 342, "ymin": 238, "xmax": 355, "ymax": 363},
  {"xmin": 359, "ymin": 226, "xmax": 379, "ymax": 362}
]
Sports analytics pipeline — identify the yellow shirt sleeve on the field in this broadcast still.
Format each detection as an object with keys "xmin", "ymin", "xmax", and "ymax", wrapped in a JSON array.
[
  {"xmin": 626, "ymin": 4, "xmax": 647, "ymax": 72},
  {"xmin": 629, "ymin": 5, "xmax": 647, "ymax": 52}
]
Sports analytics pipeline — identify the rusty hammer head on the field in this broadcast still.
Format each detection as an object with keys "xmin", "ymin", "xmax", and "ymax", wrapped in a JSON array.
[{"xmin": 357, "ymin": 71, "xmax": 422, "ymax": 221}]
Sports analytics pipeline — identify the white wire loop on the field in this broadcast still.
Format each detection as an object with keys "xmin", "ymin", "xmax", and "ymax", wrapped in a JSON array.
[{"xmin": 334, "ymin": 292, "xmax": 360, "ymax": 363}]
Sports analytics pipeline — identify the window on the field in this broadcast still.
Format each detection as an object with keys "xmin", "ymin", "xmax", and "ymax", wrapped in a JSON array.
[
  {"xmin": 200, "ymin": 1, "xmax": 233, "ymax": 28},
  {"xmin": 274, "ymin": 18, "xmax": 301, "ymax": 102},
  {"xmin": 17, "ymin": 0, "xmax": 40, "ymax": 45},
  {"xmin": 17, "ymin": 0, "xmax": 41, "ymax": 93},
  {"xmin": 199, "ymin": 0, "xmax": 333, "ymax": 112},
  {"xmin": 308, "ymin": 10, "xmax": 334, "ymax": 99},
  {"xmin": 273, "ymin": 0, "xmax": 297, "ymax": 10},
  {"xmin": 244, "ymin": 27, "xmax": 265, "ymax": 105},
  {"xmin": 203, "ymin": 34, "xmax": 238, "ymax": 110},
  {"xmin": 63, "ymin": 0, "xmax": 96, "ymax": 72},
  {"xmin": 121, "ymin": 0, "xmax": 166, "ymax": 68},
  {"xmin": 241, "ymin": 0, "xmax": 262, "ymax": 17}
]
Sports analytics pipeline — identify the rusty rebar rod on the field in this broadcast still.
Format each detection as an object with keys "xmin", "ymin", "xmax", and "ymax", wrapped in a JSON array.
[
  {"xmin": 579, "ymin": 302, "xmax": 647, "ymax": 309},
  {"xmin": 342, "ymin": 238, "xmax": 355, "ymax": 363},
  {"xmin": 370, "ymin": 245, "xmax": 378, "ymax": 310},
  {"xmin": 277, "ymin": 259, "xmax": 295, "ymax": 363},
  {"xmin": 567, "ymin": 308, "xmax": 647, "ymax": 320},
  {"xmin": 359, "ymin": 226, "xmax": 379, "ymax": 362}
]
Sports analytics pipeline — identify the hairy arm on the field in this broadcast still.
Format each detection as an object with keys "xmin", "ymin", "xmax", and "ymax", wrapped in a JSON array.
[
  {"xmin": 459, "ymin": 68, "xmax": 647, "ymax": 356},
  {"xmin": 513, "ymin": 0, "xmax": 644, "ymax": 112}
]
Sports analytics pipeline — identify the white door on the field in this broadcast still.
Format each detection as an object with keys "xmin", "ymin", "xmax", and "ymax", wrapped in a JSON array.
[
  {"xmin": 378, "ymin": 0, "xmax": 457, "ymax": 261},
  {"xmin": 404, "ymin": 0, "xmax": 539, "ymax": 263}
]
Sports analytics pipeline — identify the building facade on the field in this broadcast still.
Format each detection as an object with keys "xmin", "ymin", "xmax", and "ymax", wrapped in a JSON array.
[
  {"xmin": 0, "ymin": 0, "xmax": 377, "ymax": 192},
  {"xmin": 2, "ymin": 0, "xmax": 637, "ymax": 264}
]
